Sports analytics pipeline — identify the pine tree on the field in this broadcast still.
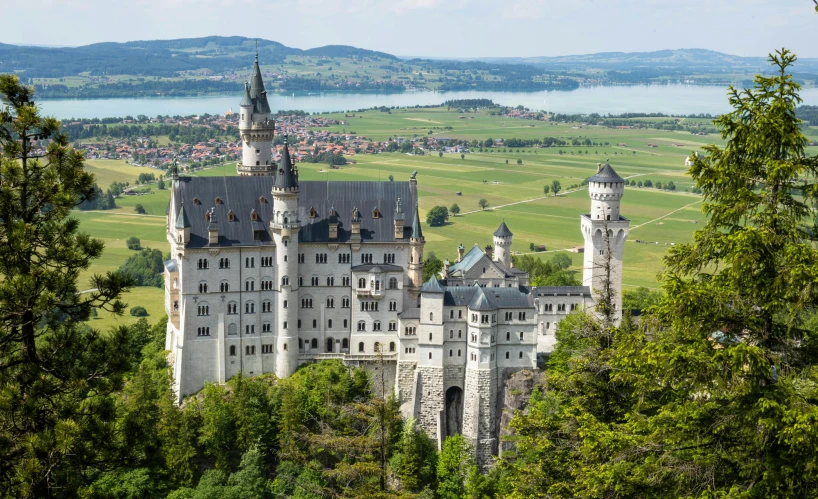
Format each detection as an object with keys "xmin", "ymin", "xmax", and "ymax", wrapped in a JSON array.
[{"xmin": 0, "ymin": 74, "xmax": 133, "ymax": 496}]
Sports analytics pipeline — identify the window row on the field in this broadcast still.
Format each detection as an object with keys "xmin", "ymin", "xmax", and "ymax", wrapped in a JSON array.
[
  {"xmin": 357, "ymin": 341, "xmax": 396, "ymax": 353},
  {"xmin": 356, "ymin": 320, "xmax": 397, "ymax": 332}
]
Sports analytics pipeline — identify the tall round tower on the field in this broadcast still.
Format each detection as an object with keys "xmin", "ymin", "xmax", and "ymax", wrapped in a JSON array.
[
  {"xmin": 237, "ymin": 52, "xmax": 275, "ymax": 176},
  {"xmin": 581, "ymin": 163, "xmax": 629, "ymax": 321},
  {"xmin": 492, "ymin": 220, "xmax": 513, "ymax": 268},
  {"xmin": 271, "ymin": 139, "xmax": 300, "ymax": 377}
]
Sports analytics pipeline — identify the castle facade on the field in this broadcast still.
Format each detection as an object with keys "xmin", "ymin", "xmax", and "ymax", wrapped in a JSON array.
[{"xmin": 164, "ymin": 55, "xmax": 629, "ymax": 467}]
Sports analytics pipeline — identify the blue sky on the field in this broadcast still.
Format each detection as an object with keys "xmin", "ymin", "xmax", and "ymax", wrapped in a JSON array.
[{"xmin": 5, "ymin": 0, "xmax": 817, "ymax": 58}]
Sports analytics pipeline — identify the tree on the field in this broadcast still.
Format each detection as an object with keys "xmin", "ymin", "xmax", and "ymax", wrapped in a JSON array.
[
  {"xmin": 517, "ymin": 158, "xmax": 522, "ymax": 165},
  {"xmin": 126, "ymin": 236, "xmax": 141, "ymax": 250},
  {"xmin": 637, "ymin": 180, "xmax": 643, "ymax": 187},
  {"xmin": 550, "ymin": 252, "xmax": 572, "ymax": 270},
  {"xmin": 529, "ymin": 242, "xmax": 535, "ymax": 251},
  {"xmin": 437, "ymin": 435, "xmax": 477, "ymax": 499},
  {"xmin": 439, "ymin": 151, "xmax": 443, "ymax": 158},
  {"xmin": 450, "ymin": 203, "xmax": 460, "ymax": 216},
  {"xmin": 551, "ymin": 180, "xmax": 561, "ymax": 196},
  {"xmin": 426, "ymin": 205, "xmax": 449, "ymax": 227},
  {"xmin": 0, "ymin": 74, "xmax": 132, "ymax": 496},
  {"xmin": 543, "ymin": 185, "xmax": 550, "ymax": 195},
  {"xmin": 460, "ymin": 154, "xmax": 465, "ymax": 160},
  {"xmin": 505, "ymin": 159, "xmax": 509, "ymax": 165},
  {"xmin": 135, "ymin": 204, "xmax": 146, "ymax": 214},
  {"xmin": 388, "ymin": 174, "xmax": 394, "ymax": 182},
  {"xmin": 157, "ymin": 178, "xmax": 165, "ymax": 189},
  {"xmin": 423, "ymin": 252, "xmax": 443, "ymax": 282},
  {"xmin": 478, "ymin": 199, "xmax": 489, "ymax": 210}
]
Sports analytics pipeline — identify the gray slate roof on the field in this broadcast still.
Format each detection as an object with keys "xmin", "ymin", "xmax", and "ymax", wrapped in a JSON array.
[
  {"xmin": 589, "ymin": 163, "xmax": 624, "ymax": 183},
  {"xmin": 437, "ymin": 284, "xmax": 534, "ymax": 309},
  {"xmin": 274, "ymin": 144, "xmax": 298, "ymax": 190},
  {"xmin": 421, "ymin": 275, "xmax": 445, "ymax": 293},
  {"xmin": 175, "ymin": 202, "xmax": 191, "ymax": 229},
  {"xmin": 248, "ymin": 55, "xmax": 271, "ymax": 114},
  {"xmin": 532, "ymin": 286, "xmax": 592, "ymax": 297},
  {"xmin": 493, "ymin": 220, "xmax": 513, "ymax": 237},
  {"xmin": 173, "ymin": 177, "xmax": 418, "ymax": 248},
  {"xmin": 352, "ymin": 264, "xmax": 404, "ymax": 272},
  {"xmin": 411, "ymin": 206, "xmax": 423, "ymax": 240},
  {"xmin": 398, "ymin": 308, "xmax": 420, "ymax": 319}
]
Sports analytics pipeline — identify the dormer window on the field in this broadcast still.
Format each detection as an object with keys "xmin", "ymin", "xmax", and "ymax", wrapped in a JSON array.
[
  {"xmin": 309, "ymin": 207, "xmax": 317, "ymax": 218},
  {"xmin": 250, "ymin": 210, "xmax": 258, "ymax": 221},
  {"xmin": 372, "ymin": 208, "xmax": 380, "ymax": 219},
  {"xmin": 205, "ymin": 212, "xmax": 211, "ymax": 222},
  {"xmin": 215, "ymin": 197, "xmax": 222, "ymax": 205},
  {"xmin": 228, "ymin": 210, "xmax": 235, "ymax": 222},
  {"xmin": 259, "ymin": 197, "xmax": 267, "ymax": 204},
  {"xmin": 193, "ymin": 197, "xmax": 201, "ymax": 205}
]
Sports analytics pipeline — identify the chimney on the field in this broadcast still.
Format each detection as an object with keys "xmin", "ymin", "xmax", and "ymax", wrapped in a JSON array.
[
  {"xmin": 597, "ymin": 162, "xmax": 602, "ymax": 173},
  {"xmin": 350, "ymin": 207, "xmax": 362, "ymax": 243},
  {"xmin": 442, "ymin": 259, "xmax": 450, "ymax": 278},
  {"xmin": 207, "ymin": 208, "xmax": 219, "ymax": 246},
  {"xmin": 457, "ymin": 243, "xmax": 464, "ymax": 262},
  {"xmin": 485, "ymin": 244, "xmax": 493, "ymax": 260},
  {"xmin": 394, "ymin": 197, "xmax": 405, "ymax": 239},
  {"xmin": 328, "ymin": 205, "xmax": 339, "ymax": 240}
]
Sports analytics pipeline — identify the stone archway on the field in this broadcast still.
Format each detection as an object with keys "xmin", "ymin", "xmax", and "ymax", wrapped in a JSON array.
[{"xmin": 445, "ymin": 386, "xmax": 464, "ymax": 437}]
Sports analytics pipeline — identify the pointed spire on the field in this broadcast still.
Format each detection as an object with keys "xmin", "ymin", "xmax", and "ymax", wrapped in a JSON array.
[
  {"xmin": 274, "ymin": 139, "xmax": 298, "ymax": 191},
  {"xmin": 248, "ymin": 52, "xmax": 271, "ymax": 114},
  {"xmin": 175, "ymin": 202, "xmax": 190, "ymax": 229},
  {"xmin": 493, "ymin": 219, "xmax": 513, "ymax": 237},
  {"xmin": 421, "ymin": 274, "xmax": 445, "ymax": 293},
  {"xmin": 170, "ymin": 157, "xmax": 179, "ymax": 180},
  {"xmin": 411, "ymin": 207, "xmax": 423, "ymax": 240},
  {"xmin": 240, "ymin": 82, "xmax": 252, "ymax": 107}
]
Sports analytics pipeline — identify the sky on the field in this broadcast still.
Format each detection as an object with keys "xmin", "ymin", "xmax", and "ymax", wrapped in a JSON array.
[{"xmin": 3, "ymin": 0, "xmax": 817, "ymax": 59}]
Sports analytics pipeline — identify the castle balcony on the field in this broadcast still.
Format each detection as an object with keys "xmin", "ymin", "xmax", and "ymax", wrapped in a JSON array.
[
  {"xmin": 355, "ymin": 287, "xmax": 385, "ymax": 299},
  {"xmin": 270, "ymin": 222, "xmax": 301, "ymax": 231},
  {"xmin": 299, "ymin": 352, "xmax": 397, "ymax": 362}
]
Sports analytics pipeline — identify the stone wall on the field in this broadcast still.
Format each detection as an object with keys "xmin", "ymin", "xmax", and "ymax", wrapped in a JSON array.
[
  {"xmin": 396, "ymin": 361, "xmax": 417, "ymax": 410},
  {"xmin": 416, "ymin": 366, "xmax": 444, "ymax": 446},
  {"xmin": 463, "ymin": 367, "xmax": 498, "ymax": 469}
]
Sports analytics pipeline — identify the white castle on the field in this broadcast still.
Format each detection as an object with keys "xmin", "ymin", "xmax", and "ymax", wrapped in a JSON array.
[{"xmin": 163, "ymin": 55, "xmax": 629, "ymax": 467}]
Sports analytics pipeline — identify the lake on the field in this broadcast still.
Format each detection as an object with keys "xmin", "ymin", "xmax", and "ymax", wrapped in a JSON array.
[{"xmin": 39, "ymin": 85, "xmax": 818, "ymax": 120}]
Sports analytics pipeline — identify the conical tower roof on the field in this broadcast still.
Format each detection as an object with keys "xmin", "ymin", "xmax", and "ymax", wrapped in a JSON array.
[
  {"xmin": 274, "ymin": 139, "xmax": 298, "ymax": 190},
  {"xmin": 411, "ymin": 207, "xmax": 423, "ymax": 240},
  {"xmin": 240, "ymin": 82, "xmax": 252, "ymax": 107},
  {"xmin": 248, "ymin": 51, "xmax": 271, "ymax": 114},
  {"xmin": 589, "ymin": 163, "xmax": 624, "ymax": 183},
  {"xmin": 175, "ymin": 202, "xmax": 191, "ymax": 229},
  {"xmin": 493, "ymin": 220, "xmax": 513, "ymax": 237},
  {"xmin": 421, "ymin": 275, "xmax": 445, "ymax": 293}
]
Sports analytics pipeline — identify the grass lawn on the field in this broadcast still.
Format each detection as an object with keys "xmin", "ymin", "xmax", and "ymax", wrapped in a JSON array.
[{"xmin": 84, "ymin": 159, "xmax": 160, "ymax": 189}]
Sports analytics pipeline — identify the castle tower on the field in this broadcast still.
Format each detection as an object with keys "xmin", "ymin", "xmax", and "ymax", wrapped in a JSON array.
[
  {"xmin": 581, "ymin": 163, "xmax": 629, "ymax": 320},
  {"xmin": 492, "ymin": 220, "xmax": 513, "ymax": 268},
  {"xmin": 462, "ymin": 285, "xmax": 499, "ymax": 468},
  {"xmin": 271, "ymin": 139, "xmax": 300, "ymax": 377},
  {"xmin": 237, "ymin": 51, "xmax": 275, "ymax": 176},
  {"xmin": 408, "ymin": 175, "xmax": 425, "ymax": 302}
]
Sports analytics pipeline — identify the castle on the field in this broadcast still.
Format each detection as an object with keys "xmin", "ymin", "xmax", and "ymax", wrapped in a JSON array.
[{"xmin": 164, "ymin": 54, "xmax": 629, "ymax": 467}]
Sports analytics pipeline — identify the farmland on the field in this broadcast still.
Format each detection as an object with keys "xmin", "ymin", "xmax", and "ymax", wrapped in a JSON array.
[{"xmin": 75, "ymin": 105, "xmax": 818, "ymax": 328}]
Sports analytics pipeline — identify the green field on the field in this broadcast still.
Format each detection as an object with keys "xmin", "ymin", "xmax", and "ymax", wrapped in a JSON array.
[
  {"xmin": 73, "ymin": 108, "xmax": 818, "ymax": 330},
  {"xmin": 84, "ymin": 159, "xmax": 159, "ymax": 189}
]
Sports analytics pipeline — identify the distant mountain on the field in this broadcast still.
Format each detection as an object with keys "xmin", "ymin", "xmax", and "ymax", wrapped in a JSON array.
[
  {"xmin": 0, "ymin": 36, "xmax": 397, "ymax": 78},
  {"xmin": 471, "ymin": 48, "xmax": 818, "ymax": 73}
]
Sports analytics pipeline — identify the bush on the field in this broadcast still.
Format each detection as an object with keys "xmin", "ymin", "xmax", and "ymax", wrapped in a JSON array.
[
  {"xmin": 126, "ymin": 237, "xmax": 141, "ymax": 250},
  {"xmin": 426, "ymin": 205, "xmax": 449, "ymax": 227},
  {"xmin": 118, "ymin": 248, "xmax": 165, "ymax": 287},
  {"xmin": 130, "ymin": 306, "xmax": 148, "ymax": 317},
  {"xmin": 135, "ymin": 204, "xmax": 146, "ymax": 214}
]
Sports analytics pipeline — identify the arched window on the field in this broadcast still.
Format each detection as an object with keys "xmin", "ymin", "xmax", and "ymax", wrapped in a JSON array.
[
  {"xmin": 389, "ymin": 277, "xmax": 398, "ymax": 289},
  {"xmin": 310, "ymin": 338, "xmax": 318, "ymax": 349},
  {"xmin": 374, "ymin": 342, "xmax": 381, "ymax": 352},
  {"xmin": 358, "ymin": 342, "xmax": 365, "ymax": 352},
  {"xmin": 245, "ymin": 301, "xmax": 255, "ymax": 313},
  {"xmin": 358, "ymin": 278, "xmax": 366, "ymax": 289},
  {"xmin": 198, "ymin": 282, "xmax": 208, "ymax": 293},
  {"xmin": 389, "ymin": 342, "xmax": 396, "ymax": 352},
  {"xmin": 357, "ymin": 321, "xmax": 366, "ymax": 332},
  {"xmin": 227, "ymin": 302, "xmax": 237, "ymax": 314},
  {"xmin": 229, "ymin": 345, "xmax": 236, "ymax": 356},
  {"xmin": 342, "ymin": 338, "xmax": 349, "ymax": 349},
  {"xmin": 430, "ymin": 312, "xmax": 433, "ymax": 321}
]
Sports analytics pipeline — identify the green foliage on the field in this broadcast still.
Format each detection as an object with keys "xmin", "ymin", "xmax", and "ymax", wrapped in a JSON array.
[
  {"xmin": 126, "ymin": 236, "xmax": 142, "ymax": 250},
  {"xmin": 550, "ymin": 253, "xmax": 572, "ymax": 270},
  {"xmin": 157, "ymin": 178, "xmax": 165, "ymax": 189},
  {"xmin": 423, "ymin": 252, "xmax": 444, "ymax": 282},
  {"xmin": 391, "ymin": 418, "xmax": 437, "ymax": 493},
  {"xmin": 0, "ymin": 73, "xmax": 134, "ymax": 497},
  {"xmin": 130, "ymin": 305, "xmax": 148, "ymax": 317},
  {"xmin": 135, "ymin": 203, "xmax": 146, "ymax": 214},
  {"xmin": 437, "ymin": 435, "xmax": 480, "ymax": 499},
  {"xmin": 450, "ymin": 203, "xmax": 460, "ymax": 216},
  {"xmin": 117, "ymin": 248, "xmax": 164, "ymax": 287},
  {"xmin": 512, "ymin": 254, "xmax": 579, "ymax": 286},
  {"xmin": 621, "ymin": 286, "xmax": 662, "ymax": 312},
  {"xmin": 543, "ymin": 185, "xmax": 550, "ymax": 195},
  {"xmin": 426, "ymin": 205, "xmax": 449, "ymax": 227},
  {"xmin": 551, "ymin": 180, "xmax": 561, "ymax": 196},
  {"xmin": 478, "ymin": 198, "xmax": 489, "ymax": 210}
]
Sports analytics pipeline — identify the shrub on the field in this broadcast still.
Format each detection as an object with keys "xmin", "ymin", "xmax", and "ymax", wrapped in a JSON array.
[
  {"xmin": 130, "ymin": 306, "xmax": 148, "ymax": 317},
  {"xmin": 126, "ymin": 237, "xmax": 141, "ymax": 250}
]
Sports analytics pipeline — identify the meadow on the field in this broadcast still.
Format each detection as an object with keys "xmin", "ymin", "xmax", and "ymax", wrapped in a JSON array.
[{"xmin": 75, "ymin": 106, "xmax": 818, "ymax": 330}]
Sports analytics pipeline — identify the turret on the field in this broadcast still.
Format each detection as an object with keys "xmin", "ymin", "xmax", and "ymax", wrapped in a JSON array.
[
  {"xmin": 493, "ymin": 220, "xmax": 513, "ymax": 268},
  {"xmin": 271, "ymin": 138, "xmax": 300, "ymax": 378},
  {"xmin": 408, "ymin": 205, "xmax": 425, "ymax": 297},
  {"xmin": 175, "ymin": 202, "xmax": 191, "ymax": 245},
  {"xmin": 581, "ymin": 162, "xmax": 629, "ymax": 322},
  {"xmin": 237, "ymin": 51, "xmax": 275, "ymax": 176}
]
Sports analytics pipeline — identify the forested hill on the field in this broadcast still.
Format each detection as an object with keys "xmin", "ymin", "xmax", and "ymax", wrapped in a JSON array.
[{"xmin": 0, "ymin": 36, "xmax": 397, "ymax": 78}]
